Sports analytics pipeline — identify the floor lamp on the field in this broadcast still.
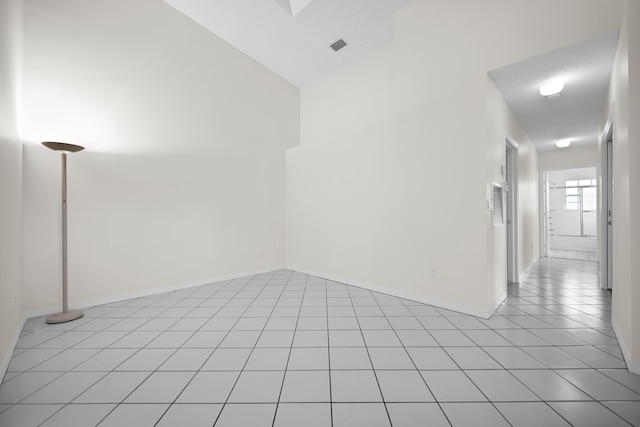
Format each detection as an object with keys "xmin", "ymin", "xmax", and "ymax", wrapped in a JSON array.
[{"xmin": 42, "ymin": 141, "xmax": 85, "ymax": 324}]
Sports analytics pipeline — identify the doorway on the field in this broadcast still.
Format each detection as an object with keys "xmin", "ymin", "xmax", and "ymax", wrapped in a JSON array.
[
  {"xmin": 601, "ymin": 122, "xmax": 614, "ymax": 290},
  {"xmin": 542, "ymin": 167, "xmax": 598, "ymax": 261},
  {"xmin": 506, "ymin": 139, "xmax": 518, "ymax": 284}
]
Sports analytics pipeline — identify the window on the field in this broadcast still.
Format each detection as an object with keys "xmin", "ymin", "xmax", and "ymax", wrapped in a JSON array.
[
  {"xmin": 565, "ymin": 195, "xmax": 580, "ymax": 210},
  {"xmin": 564, "ymin": 179, "xmax": 596, "ymax": 210},
  {"xmin": 583, "ymin": 187, "xmax": 597, "ymax": 211},
  {"xmin": 565, "ymin": 180, "xmax": 580, "ymax": 210}
]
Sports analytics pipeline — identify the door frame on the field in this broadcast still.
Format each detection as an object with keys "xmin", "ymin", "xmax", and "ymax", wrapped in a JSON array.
[
  {"xmin": 600, "ymin": 109, "xmax": 615, "ymax": 290},
  {"xmin": 506, "ymin": 138, "xmax": 519, "ymax": 284},
  {"xmin": 539, "ymin": 170, "xmax": 549, "ymax": 258},
  {"xmin": 541, "ymin": 166, "xmax": 598, "ymax": 260}
]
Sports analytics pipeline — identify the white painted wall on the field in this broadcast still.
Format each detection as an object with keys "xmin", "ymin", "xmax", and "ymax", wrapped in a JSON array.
[
  {"xmin": 628, "ymin": 0, "xmax": 640, "ymax": 374},
  {"xmin": 0, "ymin": 0, "xmax": 25, "ymax": 378},
  {"xmin": 485, "ymin": 77, "xmax": 540, "ymax": 299},
  {"xmin": 600, "ymin": 0, "xmax": 640, "ymax": 374},
  {"xmin": 20, "ymin": 0, "xmax": 299, "ymax": 313},
  {"xmin": 538, "ymin": 146, "xmax": 599, "ymax": 170},
  {"xmin": 550, "ymin": 236, "xmax": 597, "ymax": 251},
  {"xmin": 546, "ymin": 167, "xmax": 596, "ymax": 186},
  {"xmin": 287, "ymin": 0, "xmax": 619, "ymax": 316}
]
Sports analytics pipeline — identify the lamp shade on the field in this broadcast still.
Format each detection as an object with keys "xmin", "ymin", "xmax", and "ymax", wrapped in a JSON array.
[{"xmin": 42, "ymin": 141, "xmax": 85, "ymax": 153}]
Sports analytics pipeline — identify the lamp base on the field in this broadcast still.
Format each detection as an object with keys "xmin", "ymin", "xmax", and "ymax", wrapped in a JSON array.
[{"xmin": 46, "ymin": 309, "xmax": 84, "ymax": 324}]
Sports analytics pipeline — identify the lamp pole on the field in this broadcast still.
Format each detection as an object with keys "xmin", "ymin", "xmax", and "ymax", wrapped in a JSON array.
[
  {"xmin": 42, "ymin": 141, "xmax": 85, "ymax": 324},
  {"xmin": 61, "ymin": 152, "xmax": 69, "ymax": 313}
]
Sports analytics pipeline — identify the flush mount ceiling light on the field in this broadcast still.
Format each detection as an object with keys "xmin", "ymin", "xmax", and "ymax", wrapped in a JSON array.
[
  {"xmin": 556, "ymin": 139, "xmax": 571, "ymax": 148},
  {"xmin": 539, "ymin": 79, "xmax": 564, "ymax": 97}
]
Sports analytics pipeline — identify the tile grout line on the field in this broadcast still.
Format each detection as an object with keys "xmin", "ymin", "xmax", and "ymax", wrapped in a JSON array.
[
  {"xmin": 270, "ymin": 270, "xmax": 306, "ymax": 427},
  {"xmin": 344, "ymin": 284, "xmax": 395, "ymax": 426},
  {"xmin": 325, "ymin": 277, "xmax": 334, "ymax": 427},
  {"xmin": 210, "ymin": 271, "xmax": 286, "ymax": 426}
]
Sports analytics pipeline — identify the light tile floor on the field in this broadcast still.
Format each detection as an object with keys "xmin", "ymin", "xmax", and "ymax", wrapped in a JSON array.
[
  {"xmin": 1, "ymin": 258, "xmax": 639, "ymax": 426},
  {"xmin": 549, "ymin": 249, "xmax": 598, "ymax": 262}
]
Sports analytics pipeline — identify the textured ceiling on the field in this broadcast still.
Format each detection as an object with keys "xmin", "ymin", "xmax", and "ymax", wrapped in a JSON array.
[
  {"xmin": 489, "ymin": 31, "xmax": 620, "ymax": 152},
  {"xmin": 163, "ymin": 0, "xmax": 410, "ymax": 87}
]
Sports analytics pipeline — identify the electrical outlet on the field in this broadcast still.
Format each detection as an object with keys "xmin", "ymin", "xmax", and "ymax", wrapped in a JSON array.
[{"xmin": 430, "ymin": 267, "xmax": 437, "ymax": 279}]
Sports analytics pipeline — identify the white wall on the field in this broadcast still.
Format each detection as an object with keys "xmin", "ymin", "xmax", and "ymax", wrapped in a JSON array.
[
  {"xmin": 629, "ymin": 0, "xmax": 640, "ymax": 374},
  {"xmin": 546, "ymin": 167, "xmax": 597, "ymax": 185},
  {"xmin": 20, "ymin": 0, "xmax": 299, "ymax": 313},
  {"xmin": 600, "ymin": 0, "xmax": 640, "ymax": 374},
  {"xmin": 538, "ymin": 146, "xmax": 599, "ymax": 170},
  {"xmin": 287, "ymin": 108, "xmax": 491, "ymax": 316},
  {"xmin": 287, "ymin": 0, "xmax": 620, "ymax": 317},
  {"xmin": 485, "ymin": 77, "xmax": 539, "ymax": 301},
  {"xmin": 0, "ymin": 0, "xmax": 25, "ymax": 378},
  {"xmin": 550, "ymin": 236, "xmax": 597, "ymax": 251}
]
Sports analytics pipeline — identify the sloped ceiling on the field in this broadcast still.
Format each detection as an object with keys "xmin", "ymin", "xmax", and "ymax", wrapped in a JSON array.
[
  {"xmin": 163, "ymin": 0, "xmax": 410, "ymax": 87},
  {"xmin": 164, "ymin": 1, "xmax": 620, "ymax": 152}
]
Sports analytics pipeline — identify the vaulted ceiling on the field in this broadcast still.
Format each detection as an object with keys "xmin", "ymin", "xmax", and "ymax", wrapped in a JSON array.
[
  {"xmin": 163, "ymin": 0, "xmax": 620, "ymax": 152},
  {"xmin": 163, "ymin": 0, "xmax": 410, "ymax": 87}
]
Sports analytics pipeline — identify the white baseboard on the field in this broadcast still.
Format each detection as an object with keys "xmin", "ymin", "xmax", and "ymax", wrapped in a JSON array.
[
  {"xmin": 288, "ymin": 265, "xmax": 500, "ymax": 319},
  {"xmin": 491, "ymin": 292, "xmax": 508, "ymax": 316},
  {"xmin": 2, "ymin": 266, "xmax": 285, "ymax": 383},
  {"xmin": 519, "ymin": 257, "xmax": 539, "ymax": 283},
  {"xmin": 612, "ymin": 320, "xmax": 640, "ymax": 375},
  {"xmin": 4, "ymin": 263, "xmax": 507, "ymax": 382},
  {"xmin": 0, "ymin": 266, "xmax": 285, "ymax": 382},
  {"xmin": 627, "ymin": 359, "xmax": 640, "ymax": 376},
  {"xmin": 25, "ymin": 265, "xmax": 286, "ymax": 320},
  {"xmin": 1, "ymin": 315, "xmax": 26, "ymax": 383}
]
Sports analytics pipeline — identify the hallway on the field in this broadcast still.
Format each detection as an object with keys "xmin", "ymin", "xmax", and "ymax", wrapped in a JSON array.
[{"xmin": 0, "ymin": 258, "xmax": 638, "ymax": 426}]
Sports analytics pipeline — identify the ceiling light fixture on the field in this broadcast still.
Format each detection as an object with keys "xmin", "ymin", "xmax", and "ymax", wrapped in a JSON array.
[
  {"xmin": 555, "ymin": 139, "xmax": 571, "ymax": 148},
  {"xmin": 539, "ymin": 79, "xmax": 564, "ymax": 97}
]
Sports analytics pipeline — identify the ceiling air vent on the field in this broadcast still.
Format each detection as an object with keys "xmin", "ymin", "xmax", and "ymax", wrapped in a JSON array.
[{"xmin": 330, "ymin": 39, "xmax": 347, "ymax": 52}]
